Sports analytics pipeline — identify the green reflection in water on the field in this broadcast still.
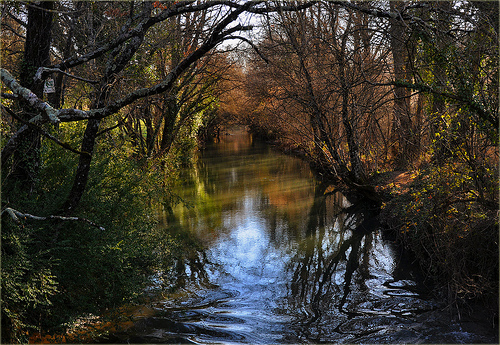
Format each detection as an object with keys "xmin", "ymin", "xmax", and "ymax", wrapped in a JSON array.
[
  {"xmin": 166, "ymin": 127, "xmax": 318, "ymax": 247},
  {"xmin": 130, "ymin": 127, "xmax": 452, "ymax": 344}
]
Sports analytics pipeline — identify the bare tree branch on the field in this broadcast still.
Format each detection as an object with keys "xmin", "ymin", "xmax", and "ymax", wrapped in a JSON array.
[
  {"xmin": 1, "ymin": 207, "xmax": 105, "ymax": 231},
  {"xmin": 34, "ymin": 67, "xmax": 98, "ymax": 84},
  {"xmin": 0, "ymin": 68, "xmax": 59, "ymax": 124},
  {"xmin": 222, "ymin": 35, "xmax": 269, "ymax": 63},
  {"xmin": 45, "ymin": 1, "xmax": 241, "ymax": 76}
]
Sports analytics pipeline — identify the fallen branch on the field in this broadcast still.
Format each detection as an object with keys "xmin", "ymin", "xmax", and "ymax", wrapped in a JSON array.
[{"xmin": 1, "ymin": 207, "xmax": 105, "ymax": 231}]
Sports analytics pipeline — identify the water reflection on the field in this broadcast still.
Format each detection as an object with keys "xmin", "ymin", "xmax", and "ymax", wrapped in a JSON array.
[{"xmin": 107, "ymin": 127, "xmax": 494, "ymax": 344}]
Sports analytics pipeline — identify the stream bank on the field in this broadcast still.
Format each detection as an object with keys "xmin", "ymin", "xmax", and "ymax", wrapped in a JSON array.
[{"xmin": 29, "ymin": 127, "xmax": 497, "ymax": 344}]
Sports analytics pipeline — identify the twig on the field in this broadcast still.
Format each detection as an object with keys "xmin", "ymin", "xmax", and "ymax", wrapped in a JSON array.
[{"xmin": 34, "ymin": 67, "xmax": 98, "ymax": 84}]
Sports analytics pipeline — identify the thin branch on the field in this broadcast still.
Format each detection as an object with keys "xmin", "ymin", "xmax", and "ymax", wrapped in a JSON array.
[
  {"xmin": 47, "ymin": 1, "xmax": 235, "ymax": 74},
  {"xmin": 6, "ymin": 10, "xmax": 27, "ymax": 28},
  {"xmin": 221, "ymin": 1, "xmax": 318, "ymax": 14},
  {"xmin": 34, "ymin": 67, "xmax": 98, "ymax": 84},
  {"xmin": 24, "ymin": 2, "xmax": 84, "ymax": 15},
  {"xmin": 96, "ymin": 121, "xmax": 124, "ymax": 137},
  {"xmin": 222, "ymin": 35, "xmax": 269, "ymax": 63},
  {"xmin": 1, "ymin": 21, "xmax": 26, "ymax": 39},
  {"xmin": 2, "ymin": 207, "xmax": 105, "ymax": 231}
]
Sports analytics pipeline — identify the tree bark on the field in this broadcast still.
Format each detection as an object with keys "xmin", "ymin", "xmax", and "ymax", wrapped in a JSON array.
[
  {"xmin": 389, "ymin": 1, "xmax": 416, "ymax": 169},
  {"xmin": 8, "ymin": 1, "xmax": 53, "ymax": 192}
]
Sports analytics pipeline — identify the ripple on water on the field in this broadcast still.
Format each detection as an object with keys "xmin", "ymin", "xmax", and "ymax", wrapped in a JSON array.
[{"xmin": 105, "ymin": 130, "xmax": 497, "ymax": 344}]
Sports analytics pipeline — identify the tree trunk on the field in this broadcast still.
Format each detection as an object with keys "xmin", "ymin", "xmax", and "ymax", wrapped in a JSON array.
[
  {"xmin": 9, "ymin": 1, "xmax": 53, "ymax": 192},
  {"xmin": 60, "ymin": 1, "xmax": 157, "ymax": 214},
  {"xmin": 62, "ymin": 118, "xmax": 101, "ymax": 214},
  {"xmin": 339, "ymin": 59, "xmax": 366, "ymax": 184},
  {"xmin": 389, "ymin": 1, "xmax": 416, "ymax": 169},
  {"xmin": 429, "ymin": 1, "xmax": 453, "ymax": 162}
]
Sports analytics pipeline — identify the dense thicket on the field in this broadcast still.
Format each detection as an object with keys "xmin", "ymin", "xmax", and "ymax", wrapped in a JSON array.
[{"xmin": 1, "ymin": 0, "xmax": 498, "ymax": 342}]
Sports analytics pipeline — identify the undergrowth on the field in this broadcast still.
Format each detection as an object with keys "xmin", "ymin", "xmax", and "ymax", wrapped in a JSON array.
[
  {"xmin": 381, "ymin": 159, "xmax": 498, "ymax": 320},
  {"xmin": 1, "ymin": 121, "xmax": 192, "ymax": 343}
]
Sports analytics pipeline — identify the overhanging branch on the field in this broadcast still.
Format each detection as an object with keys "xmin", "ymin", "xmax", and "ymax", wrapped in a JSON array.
[{"xmin": 0, "ymin": 68, "xmax": 60, "ymax": 124}]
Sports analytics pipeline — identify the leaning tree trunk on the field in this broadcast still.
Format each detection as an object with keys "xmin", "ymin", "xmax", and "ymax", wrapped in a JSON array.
[
  {"xmin": 62, "ymin": 118, "xmax": 101, "ymax": 214},
  {"xmin": 62, "ymin": 29, "xmax": 148, "ymax": 214}
]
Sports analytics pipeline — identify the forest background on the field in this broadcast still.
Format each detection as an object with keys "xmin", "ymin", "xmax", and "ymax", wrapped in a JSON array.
[{"xmin": 1, "ymin": 1, "xmax": 498, "ymax": 343}]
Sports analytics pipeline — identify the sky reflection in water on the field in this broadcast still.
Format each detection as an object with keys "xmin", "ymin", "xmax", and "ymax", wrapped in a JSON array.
[{"xmin": 116, "ymin": 127, "xmax": 492, "ymax": 344}]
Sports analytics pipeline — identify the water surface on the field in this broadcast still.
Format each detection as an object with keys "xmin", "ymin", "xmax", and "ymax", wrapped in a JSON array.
[{"xmin": 108, "ymin": 127, "xmax": 495, "ymax": 344}]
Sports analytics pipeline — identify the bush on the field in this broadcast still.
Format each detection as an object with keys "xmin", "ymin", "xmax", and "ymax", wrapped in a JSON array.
[
  {"xmin": 382, "ymin": 161, "xmax": 498, "ymax": 307},
  {"xmin": 1, "ymin": 123, "xmax": 169, "ymax": 342}
]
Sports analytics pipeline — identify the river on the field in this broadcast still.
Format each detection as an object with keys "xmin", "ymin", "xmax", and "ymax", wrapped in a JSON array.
[{"xmin": 104, "ymin": 127, "xmax": 496, "ymax": 344}]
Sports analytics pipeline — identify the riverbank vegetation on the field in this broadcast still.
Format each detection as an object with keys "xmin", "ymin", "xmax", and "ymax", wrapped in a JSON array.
[
  {"xmin": 1, "ymin": 1, "xmax": 250, "ymax": 341},
  {"xmin": 1, "ymin": 1, "xmax": 498, "ymax": 342}
]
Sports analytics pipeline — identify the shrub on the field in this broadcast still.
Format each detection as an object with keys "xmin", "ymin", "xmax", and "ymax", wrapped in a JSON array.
[
  {"xmin": 1, "ymin": 123, "xmax": 168, "ymax": 342},
  {"xmin": 383, "ymin": 161, "xmax": 498, "ymax": 307}
]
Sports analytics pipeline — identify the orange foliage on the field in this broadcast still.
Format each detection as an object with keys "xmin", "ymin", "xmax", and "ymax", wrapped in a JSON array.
[{"xmin": 153, "ymin": 1, "xmax": 178, "ymax": 10}]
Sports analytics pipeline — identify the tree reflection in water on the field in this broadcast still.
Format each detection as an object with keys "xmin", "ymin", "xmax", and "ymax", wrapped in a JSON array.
[
  {"xmin": 108, "ymin": 130, "xmax": 495, "ymax": 344},
  {"xmin": 155, "ymin": 210, "xmax": 213, "ymax": 292},
  {"xmin": 285, "ymin": 181, "xmax": 384, "ymax": 341}
]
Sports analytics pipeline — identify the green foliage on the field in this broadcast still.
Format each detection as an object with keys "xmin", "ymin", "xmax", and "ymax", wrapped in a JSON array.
[
  {"xmin": 384, "ymin": 161, "xmax": 498, "ymax": 303},
  {"xmin": 0, "ymin": 120, "xmax": 183, "ymax": 342},
  {"xmin": 1, "ymin": 217, "xmax": 59, "ymax": 343},
  {"xmin": 412, "ymin": 10, "xmax": 498, "ymax": 145}
]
